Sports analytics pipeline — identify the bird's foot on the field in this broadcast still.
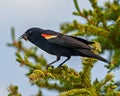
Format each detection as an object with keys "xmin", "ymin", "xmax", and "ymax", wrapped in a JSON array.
[
  {"xmin": 57, "ymin": 65, "xmax": 65, "ymax": 70},
  {"xmin": 46, "ymin": 65, "xmax": 54, "ymax": 70}
]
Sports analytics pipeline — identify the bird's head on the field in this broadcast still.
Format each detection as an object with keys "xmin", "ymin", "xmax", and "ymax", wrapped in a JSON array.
[{"xmin": 20, "ymin": 28, "xmax": 43, "ymax": 41}]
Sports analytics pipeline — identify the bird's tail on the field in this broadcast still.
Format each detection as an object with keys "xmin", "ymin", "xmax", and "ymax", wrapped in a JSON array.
[{"xmin": 77, "ymin": 49, "xmax": 110, "ymax": 63}]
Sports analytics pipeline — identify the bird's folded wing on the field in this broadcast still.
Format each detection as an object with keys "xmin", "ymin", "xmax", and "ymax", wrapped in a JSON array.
[
  {"xmin": 46, "ymin": 34, "xmax": 92, "ymax": 50},
  {"xmin": 70, "ymin": 36, "xmax": 94, "ymax": 45}
]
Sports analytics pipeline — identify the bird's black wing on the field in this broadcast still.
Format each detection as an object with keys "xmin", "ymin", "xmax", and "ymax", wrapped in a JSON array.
[
  {"xmin": 42, "ymin": 30, "xmax": 92, "ymax": 50},
  {"xmin": 70, "ymin": 36, "xmax": 94, "ymax": 45}
]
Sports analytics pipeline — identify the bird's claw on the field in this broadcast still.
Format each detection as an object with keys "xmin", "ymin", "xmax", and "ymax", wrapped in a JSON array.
[
  {"xmin": 46, "ymin": 65, "xmax": 54, "ymax": 69},
  {"xmin": 57, "ymin": 65, "xmax": 65, "ymax": 70}
]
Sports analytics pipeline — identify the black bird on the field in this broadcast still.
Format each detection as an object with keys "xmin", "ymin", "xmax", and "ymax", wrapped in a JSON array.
[{"xmin": 20, "ymin": 28, "xmax": 110, "ymax": 67}]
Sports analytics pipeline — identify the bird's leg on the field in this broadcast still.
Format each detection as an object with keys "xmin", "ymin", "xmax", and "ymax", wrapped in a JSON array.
[
  {"xmin": 57, "ymin": 56, "xmax": 71, "ymax": 68},
  {"xmin": 47, "ymin": 56, "xmax": 60, "ymax": 68}
]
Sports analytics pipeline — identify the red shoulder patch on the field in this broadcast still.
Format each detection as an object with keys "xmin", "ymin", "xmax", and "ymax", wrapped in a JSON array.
[{"xmin": 41, "ymin": 33, "xmax": 57, "ymax": 39}]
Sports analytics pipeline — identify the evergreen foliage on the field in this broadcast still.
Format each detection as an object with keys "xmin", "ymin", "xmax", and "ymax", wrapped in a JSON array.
[{"xmin": 7, "ymin": 0, "xmax": 120, "ymax": 96}]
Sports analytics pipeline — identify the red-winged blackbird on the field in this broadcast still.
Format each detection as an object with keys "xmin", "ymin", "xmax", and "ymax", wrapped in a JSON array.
[{"xmin": 20, "ymin": 27, "xmax": 110, "ymax": 67}]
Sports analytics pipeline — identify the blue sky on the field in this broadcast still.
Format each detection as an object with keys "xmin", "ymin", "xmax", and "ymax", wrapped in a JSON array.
[{"xmin": 0, "ymin": 0, "xmax": 120, "ymax": 96}]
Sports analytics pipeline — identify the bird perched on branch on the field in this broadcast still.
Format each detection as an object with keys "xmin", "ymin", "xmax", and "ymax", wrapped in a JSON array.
[{"xmin": 20, "ymin": 27, "xmax": 110, "ymax": 68}]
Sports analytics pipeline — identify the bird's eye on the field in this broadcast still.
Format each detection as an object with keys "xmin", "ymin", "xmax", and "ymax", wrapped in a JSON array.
[
  {"xmin": 27, "ymin": 30, "xmax": 32, "ymax": 35},
  {"xmin": 29, "ymin": 30, "xmax": 32, "ymax": 33}
]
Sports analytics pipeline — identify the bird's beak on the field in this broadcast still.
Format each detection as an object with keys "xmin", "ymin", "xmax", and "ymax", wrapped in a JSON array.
[{"xmin": 19, "ymin": 33, "xmax": 28, "ymax": 41}]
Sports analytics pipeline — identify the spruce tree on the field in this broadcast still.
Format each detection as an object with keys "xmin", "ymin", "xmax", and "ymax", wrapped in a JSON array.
[{"xmin": 7, "ymin": 0, "xmax": 120, "ymax": 96}]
